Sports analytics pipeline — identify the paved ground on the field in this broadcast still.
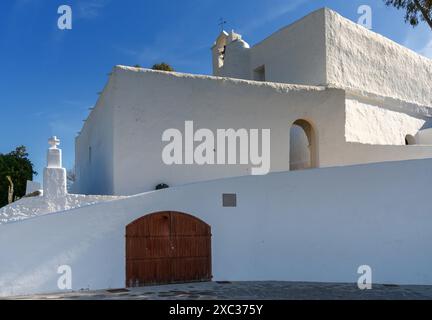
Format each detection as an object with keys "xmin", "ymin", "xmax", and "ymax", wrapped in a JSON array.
[{"xmin": 6, "ymin": 281, "xmax": 432, "ymax": 300}]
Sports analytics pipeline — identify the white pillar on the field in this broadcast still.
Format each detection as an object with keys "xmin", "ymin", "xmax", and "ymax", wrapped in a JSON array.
[{"xmin": 43, "ymin": 136, "xmax": 67, "ymax": 199}]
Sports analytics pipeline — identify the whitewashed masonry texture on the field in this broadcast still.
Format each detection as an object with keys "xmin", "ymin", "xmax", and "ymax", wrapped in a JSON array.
[{"xmin": 75, "ymin": 8, "xmax": 432, "ymax": 196}]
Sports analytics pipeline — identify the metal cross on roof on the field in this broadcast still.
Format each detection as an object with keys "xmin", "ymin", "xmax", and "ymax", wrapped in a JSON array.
[
  {"xmin": 48, "ymin": 136, "xmax": 60, "ymax": 149},
  {"xmin": 218, "ymin": 18, "xmax": 227, "ymax": 31}
]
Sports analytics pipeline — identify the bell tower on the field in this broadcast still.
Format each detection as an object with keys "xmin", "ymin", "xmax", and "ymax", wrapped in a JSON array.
[
  {"xmin": 211, "ymin": 30, "xmax": 229, "ymax": 76},
  {"xmin": 211, "ymin": 30, "xmax": 251, "ymax": 79}
]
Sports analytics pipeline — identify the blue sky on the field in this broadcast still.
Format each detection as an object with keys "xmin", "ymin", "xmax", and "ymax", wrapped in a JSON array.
[{"xmin": 1, "ymin": 0, "xmax": 431, "ymax": 183}]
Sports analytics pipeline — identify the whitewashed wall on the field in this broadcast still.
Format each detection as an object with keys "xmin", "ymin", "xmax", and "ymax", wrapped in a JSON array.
[
  {"xmin": 73, "ymin": 8, "xmax": 432, "ymax": 196},
  {"xmin": 249, "ymin": 8, "xmax": 327, "ymax": 85},
  {"xmin": 215, "ymin": 8, "xmax": 432, "ymax": 107},
  {"xmin": 345, "ymin": 98, "xmax": 427, "ymax": 145},
  {"xmin": 325, "ymin": 9, "xmax": 432, "ymax": 106},
  {"xmin": 2, "ymin": 158, "xmax": 432, "ymax": 297},
  {"xmin": 216, "ymin": 8, "xmax": 327, "ymax": 85},
  {"xmin": 74, "ymin": 79, "xmax": 116, "ymax": 195},
  {"xmin": 75, "ymin": 68, "xmax": 432, "ymax": 196},
  {"xmin": 323, "ymin": 143, "xmax": 432, "ymax": 167},
  {"xmin": 110, "ymin": 67, "xmax": 345, "ymax": 195},
  {"xmin": 417, "ymin": 128, "xmax": 432, "ymax": 145}
]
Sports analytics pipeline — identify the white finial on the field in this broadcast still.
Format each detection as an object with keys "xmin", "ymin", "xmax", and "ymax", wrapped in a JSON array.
[
  {"xmin": 44, "ymin": 135, "xmax": 67, "ymax": 198},
  {"xmin": 48, "ymin": 136, "xmax": 60, "ymax": 149},
  {"xmin": 46, "ymin": 136, "xmax": 62, "ymax": 168}
]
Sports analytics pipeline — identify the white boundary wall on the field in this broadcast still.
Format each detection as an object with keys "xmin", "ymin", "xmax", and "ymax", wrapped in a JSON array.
[{"xmin": 1, "ymin": 158, "xmax": 432, "ymax": 296}]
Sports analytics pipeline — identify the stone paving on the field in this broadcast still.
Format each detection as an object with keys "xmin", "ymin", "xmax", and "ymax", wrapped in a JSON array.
[{"xmin": 7, "ymin": 281, "xmax": 432, "ymax": 300}]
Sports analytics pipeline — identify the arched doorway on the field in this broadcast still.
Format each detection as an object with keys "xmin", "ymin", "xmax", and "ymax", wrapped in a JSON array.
[
  {"xmin": 405, "ymin": 134, "xmax": 416, "ymax": 145},
  {"xmin": 289, "ymin": 119, "xmax": 317, "ymax": 170},
  {"xmin": 126, "ymin": 211, "xmax": 212, "ymax": 287}
]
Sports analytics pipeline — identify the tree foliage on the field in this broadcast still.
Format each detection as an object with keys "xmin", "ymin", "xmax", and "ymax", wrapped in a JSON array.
[
  {"xmin": 67, "ymin": 167, "xmax": 76, "ymax": 192},
  {"xmin": 151, "ymin": 62, "xmax": 174, "ymax": 72},
  {"xmin": 0, "ymin": 146, "xmax": 36, "ymax": 207},
  {"xmin": 384, "ymin": 0, "xmax": 432, "ymax": 29}
]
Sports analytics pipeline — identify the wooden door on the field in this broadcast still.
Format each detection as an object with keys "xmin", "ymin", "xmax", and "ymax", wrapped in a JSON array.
[{"xmin": 126, "ymin": 211, "xmax": 211, "ymax": 287}]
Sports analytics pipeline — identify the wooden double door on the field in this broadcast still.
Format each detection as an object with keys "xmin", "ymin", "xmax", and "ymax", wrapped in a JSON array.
[{"xmin": 126, "ymin": 211, "xmax": 212, "ymax": 287}]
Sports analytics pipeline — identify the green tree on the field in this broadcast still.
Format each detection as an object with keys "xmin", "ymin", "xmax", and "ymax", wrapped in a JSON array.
[
  {"xmin": 0, "ymin": 146, "xmax": 36, "ymax": 207},
  {"xmin": 151, "ymin": 62, "xmax": 174, "ymax": 72},
  {"xmin": 384, "ymin": 0, "xmax": 432, "ymax": 30}
]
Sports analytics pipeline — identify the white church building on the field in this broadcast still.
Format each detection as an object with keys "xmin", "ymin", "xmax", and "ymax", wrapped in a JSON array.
[
  {"xmin": 1, "ymin": 8, "xmax": 432, "ymax": 296},
  {"xmin": 73, "ymin": 8, "xmax": 432, "ymax": 196}
]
